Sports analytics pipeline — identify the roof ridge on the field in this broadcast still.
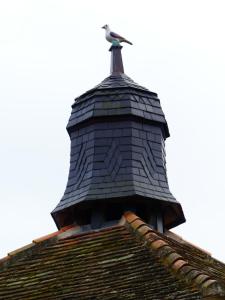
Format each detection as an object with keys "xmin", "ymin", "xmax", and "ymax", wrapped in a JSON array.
[
  {"xmin": 122, "ymin": 211, "xmax": 225, "ymax": 299},
  {"xmin": 0, "ymin": 224, "xmax": 126, "ymax": 271},
  {"xmin": 165, "ymin": 230, "xmax": 212, "ymax": 256},
  {"xmin": 0, "ymin": 225, "xmax": 78, "ymax": 270}
]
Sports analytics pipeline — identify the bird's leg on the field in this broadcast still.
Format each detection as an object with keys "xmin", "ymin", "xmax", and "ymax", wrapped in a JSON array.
[{"xmin": 112, "ymin": 40, "xmax": 120, "ymax": 46}]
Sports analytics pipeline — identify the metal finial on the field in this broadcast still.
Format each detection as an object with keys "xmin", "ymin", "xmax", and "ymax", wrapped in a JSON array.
[{"xmin": 109, "ymin": 45, "xmax": 124, "ymax": 75}]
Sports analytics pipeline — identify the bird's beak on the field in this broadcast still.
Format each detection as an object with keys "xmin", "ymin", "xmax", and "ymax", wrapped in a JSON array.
[{"xmin": 101, "ymin": 26, "xmax": 105, "ymax": 29}]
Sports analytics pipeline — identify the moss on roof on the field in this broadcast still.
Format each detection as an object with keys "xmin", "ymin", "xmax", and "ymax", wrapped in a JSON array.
[{"xmin": 0, "ymin": 213, "xmax": 225, "ymax": 299}]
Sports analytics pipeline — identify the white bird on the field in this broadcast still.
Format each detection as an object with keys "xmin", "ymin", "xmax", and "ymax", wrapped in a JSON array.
[{"xmin": 102, "ymin": 24, "xmax": 133, "ymax": 45}]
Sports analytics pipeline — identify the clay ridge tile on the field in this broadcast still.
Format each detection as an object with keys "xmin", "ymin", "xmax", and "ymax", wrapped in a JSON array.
[
  {"xmin": 0, "ymin": 224, "xmax": 78, "ymax": 270},
  {"xmin": 123, "ymin": 211, "xmax": 225, "ymax": 298},
  {"xmin": 32, "ymin": 224, "xmax": 74, "ymax": 243}
]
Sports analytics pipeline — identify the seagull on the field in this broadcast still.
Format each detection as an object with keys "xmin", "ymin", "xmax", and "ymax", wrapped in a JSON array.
[{"xmin": 102, "ymin": 25, "xmax": 133, "ymax": 45}]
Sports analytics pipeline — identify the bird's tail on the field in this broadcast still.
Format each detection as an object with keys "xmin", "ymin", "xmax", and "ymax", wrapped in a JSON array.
[{"xmin": 123, "ymin": 39, "xmax": 133, "ymax": 45}]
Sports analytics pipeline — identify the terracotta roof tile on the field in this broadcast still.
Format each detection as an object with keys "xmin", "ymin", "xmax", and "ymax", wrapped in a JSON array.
[
  {"xmin": 124, "ymin": 212, "xmax": 225, "ymax": 298},
  {"xmin": 33, "ymin": 224, "xmax": 74, "ymax": 242},
  {"xmin": 0, "ymin": 213, "xmax": 225, "ymax": 299},
  {"xmin": 8, "ymin": 242, "xmax": 35, "ymax": 257}
]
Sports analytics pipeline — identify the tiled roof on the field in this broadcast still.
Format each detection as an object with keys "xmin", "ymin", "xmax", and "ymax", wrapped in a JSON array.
[
  {"xmin": 79, "ymin": 73, "xmax": 152, "ymax": 97},
  {"xmin": 68, "ymin": 74, "xmax": 168, "ymax": 136},
  {"xmin": 1, "ymin": 213, "xmax": 225, "ymax": 299}
]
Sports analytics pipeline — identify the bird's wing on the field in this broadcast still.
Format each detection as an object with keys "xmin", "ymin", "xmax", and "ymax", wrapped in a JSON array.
[{"xmin": 110, "ymin": 31, "xmax": 125, "ymax": 40}]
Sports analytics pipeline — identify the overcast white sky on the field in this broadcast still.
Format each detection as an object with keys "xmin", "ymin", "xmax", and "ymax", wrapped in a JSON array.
[{"xmin": 1, "ymin": 0, "xmax": 225, "ymax": 262}]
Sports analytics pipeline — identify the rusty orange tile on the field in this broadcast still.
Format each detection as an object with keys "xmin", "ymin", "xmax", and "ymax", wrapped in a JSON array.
[
  {"xmin": 171, "ymin": 259, "xmax": 188, "ymax": 273},
  {"xmin": 123, "ymin": 211, "xmax": 140, "ymax": 224},
  {"xmin": 144, "ymin": 231, "xmax": 159, "ymax": 241},
  {"xmin": 136, "ymin": 224, "xmax": 153, "ymax": 237},
  {"xmin": 164, "ymin": 252, "xmax": 182, "ymax": 266},
  {"xmin": 33, "ymin": 231, "xmax": 60, "ymax": 243},
  {"xmin": 129, "ymin": 219, "xmax": 146, "ymax": 230},
  {"xmin": 60, "ymin": 224, "xmax": 76, "ymax": 232},
  {"xmin": 150, "ymin": 239, "xmax": 168, "ymax": 250}
]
